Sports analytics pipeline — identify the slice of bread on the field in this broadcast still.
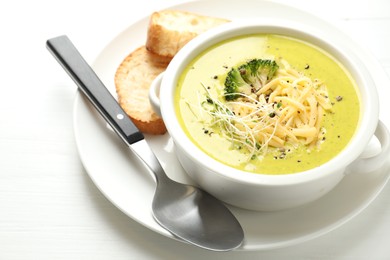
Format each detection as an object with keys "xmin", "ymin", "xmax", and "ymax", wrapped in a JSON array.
[
  {"xmin": 115, "ymin": 10, "xmax": 229, "ymax": 135},
  {"xmin": 114, "ymin": 46, "xmax": 169, "ymax": 135},
  {"xmin": 146, "ymin": 10, "xmax": 229, "ymax": 58}
]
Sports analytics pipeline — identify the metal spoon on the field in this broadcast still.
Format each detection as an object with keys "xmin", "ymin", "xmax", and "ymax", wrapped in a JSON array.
[{"xmin": 46, "ymin": 35, "xmax": 244, "ymax": 251}]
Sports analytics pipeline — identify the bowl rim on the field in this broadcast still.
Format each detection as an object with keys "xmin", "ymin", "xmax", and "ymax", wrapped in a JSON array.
[{"xmin": 159, "ymin": 18, "xmax": 379, "ymax": 186}]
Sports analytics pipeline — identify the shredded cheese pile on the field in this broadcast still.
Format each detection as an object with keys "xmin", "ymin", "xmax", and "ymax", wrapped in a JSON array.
[{"xmin": 199, "ymin": 60, "xmax": 333, "ymax": 160}]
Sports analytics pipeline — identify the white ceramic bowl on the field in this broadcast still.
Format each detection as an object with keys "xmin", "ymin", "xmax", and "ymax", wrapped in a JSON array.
[{"xmin": 150, "ymin": 18, "xmax": 390, "ymax": 211}]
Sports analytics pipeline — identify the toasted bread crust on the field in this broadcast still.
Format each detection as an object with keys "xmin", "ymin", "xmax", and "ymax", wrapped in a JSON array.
[
  {"xmin": 114, "ymin": 46, "xmax": 168, "ymax": 135},
  {"xmin": 146, "ymin": 10, "xmax": 229, "ymax": 58}
]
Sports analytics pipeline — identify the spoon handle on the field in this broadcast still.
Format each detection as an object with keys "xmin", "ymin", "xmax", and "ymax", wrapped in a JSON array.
[
  {"xmin": 46, "ymin": 35, "xmax": 144, "ymax": 146},
  {"xmin": 47, "ymin": 35, "xmax": 170, "ymax": 183}
]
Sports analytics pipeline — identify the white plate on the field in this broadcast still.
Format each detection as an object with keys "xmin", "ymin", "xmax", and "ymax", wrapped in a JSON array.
[{"xmin": 73, "ymin": 0, "xmax": 390, "ymax": 251}]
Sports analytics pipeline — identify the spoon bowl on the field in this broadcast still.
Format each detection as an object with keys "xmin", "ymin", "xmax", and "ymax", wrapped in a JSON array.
[
  {"xmin": 46, "ymin": 35, "xmax": 244, "ymax": 251},
  {"xmin": 153, "ymin": 180, "xmax": 244, "ymax": 250}
]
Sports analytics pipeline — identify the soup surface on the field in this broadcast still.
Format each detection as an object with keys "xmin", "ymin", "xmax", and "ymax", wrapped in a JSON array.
[{"xmin": 175, "ymin": 34, "xmax": 360, "ymax": 174}]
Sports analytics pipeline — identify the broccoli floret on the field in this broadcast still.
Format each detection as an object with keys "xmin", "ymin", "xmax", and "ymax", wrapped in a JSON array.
[
  {"xmin": 224, "ymin": 68, "xmax": 248, "ymax": 100},
  {"xmin": 240, "ymin": 59, "xmax": 278, "ymax": 87},
  {"xmin": 224, "ymin": 59, "xmax": 279, "ymax": 100}
]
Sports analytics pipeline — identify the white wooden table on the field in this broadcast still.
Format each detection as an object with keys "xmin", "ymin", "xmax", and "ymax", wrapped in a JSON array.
[{"xmin": 1, "ymin": 0, "xmax": 390, "ymax": 259}]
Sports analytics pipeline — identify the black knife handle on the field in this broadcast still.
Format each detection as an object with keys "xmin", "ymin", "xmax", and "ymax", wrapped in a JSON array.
[{"xmin": 46, "ymin": 35, "xmax": 144, "ymax": 145}]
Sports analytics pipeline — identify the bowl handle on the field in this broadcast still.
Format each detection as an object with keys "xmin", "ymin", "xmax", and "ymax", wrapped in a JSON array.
[
  {"xmin": 345, "ymin": 120, "xmax": 390, "ymax": 175},
  {"xmin": 149, "ymin": 72, "xmax": 164, "ymax": 117}
]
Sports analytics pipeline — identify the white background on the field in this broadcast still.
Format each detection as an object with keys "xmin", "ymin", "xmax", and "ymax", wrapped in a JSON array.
[{"xmin": 1, "ymin": 0, "xmax": 390, "ymax": 259}]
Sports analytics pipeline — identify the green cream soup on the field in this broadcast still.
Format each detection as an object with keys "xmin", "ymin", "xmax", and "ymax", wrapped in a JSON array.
[{"xmin": 175, "ymin": 34, "xmax": 360, "ymax": 175}]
